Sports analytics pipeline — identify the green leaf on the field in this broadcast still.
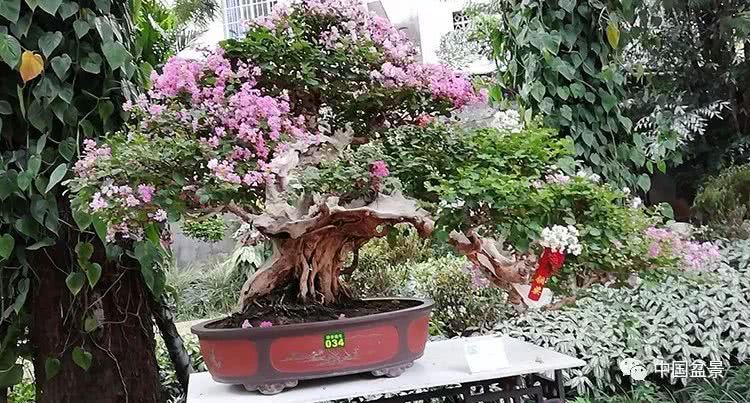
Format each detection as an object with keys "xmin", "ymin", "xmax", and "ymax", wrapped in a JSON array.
[
  {"xmin": 584, "ymin": 91, "xmax": 596, "ymax": 103},
  {"xmin": 85, "ymin": 263, "xmax": 102, "ymax": 287},
  {"xmin": 36, "ymin": 133, "xmax": 48, "ymax": 154},
  {"xmin": 57, "ymin": 1, "xmax": 78, "ymax": 19},
  {"xmin": 530, "ymin": 81, "xmax": 546, "ymax": 102},
  {"xmin": 84, "ymin": 316, "xmax": 98, "ymax": 332},
  {"xmin": 76, "ymin": 241, "xmax": 94, "ymax": 262},
  {"xmin": 27, "ymin": 155, "xmax": 41, "ymax": 176},
  {"xmin": 94, "ymin": 0, "xmax": 110, "ymax": 14},
  {"xmin": 0, "ymin": 364, "xmax": 23, "ymax": 388},
  {"xmin": 0, "ymin": 234, "xmax": 14, "ymax": 259},
  {"xmin": 657, "ymin": 160, "xmax": 667, "ymax": 173},
  {"xmin": 102, "ymin": 42, "xmax": 130, "ymax": 70},
  {"xmin": 17, "ymin": 171, "xmax": 33, "ymax": 191},
  {"xmin": 558, "ymin": 0, "xmax": 575, "ymax": 13},
  {"xmin": 38, "ymin": 31, "xmax": 63, "ymax": 58},
  {"xmin": 582, "ymin": 130, "xmax": 596, "ymax": 147},
  {"xmin": 93, "ymin": 217, "xmax": 108, "ymax": 242},
  {"xmin": 600, "ymin": 92, "xmax": 617, "ymax": 112},
  {"xmin": 81, "ymin": 52, "xmax": 102, "ymax": 73},
  {"xmin": 45, "ymin": 358, "xmax": 61, "ymax": 380},
  {"xmin": 12, "ymin": 278, "xmax": 29, "ymax": 313},
  {"xmin": 560, "ymin": 105, "xmax": 572, "ymax": 120},
  {"xmin": 50, "ymin": 54, "xmax": 72, "ymax": 79},
  {"xmin": 10, "ymin": 12, "xmax": 32, "ymax": 38},
  {"xmin": 606, "ymin": 21, "xmax": 620, "ymax": 49},
  {"xmin": 72, "ymin": 208, "xmax": 92, "ymax": 231},
  {"xmin": 30, "ymin": 195, "xmax": 47, "ymax": 223},
  {"xmin": 557, "ymin": 86, "xmax": 570, "ymax": 100},
  {"xmin": 0, "ymin": 33, "xmax": 22, "ymax": 68},
  {"xmin": 637, "ymin": 174, "xmax": 651, "ymax": 192},
  {"xmin": 45, "ymin": 163, "xmax": 67, "ymax": 193},
  {"xmin": 0, "ymin": 0, "xmax": 21, "ymax": 23},
  {"xmin": 38, "ymin": 0, "xmax": 63, "ymax": 15},
  {"xmin": 65, "ymin": 271, "xmax": 85, "ymax": 296},
  {"xmin": 71, "ymin": 347, "xmax": 92, "ymax": 371},
  {"xmin": 0, "ymin": 100, "xmax": 11, "ymax": 114},
  {"xmin": 73, "ymin": 19, "xmax": 89, "ymax": 38},
  {"xmin": 59, "ymin": 136, "xmax": 76, "ymax": 160},
  {"xmin": 27, "ymin": 238, "xmax": 55, "ymax": 250}
]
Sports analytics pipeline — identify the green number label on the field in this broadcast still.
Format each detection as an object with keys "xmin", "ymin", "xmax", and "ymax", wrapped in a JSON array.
[{"xmin": 324, "ymin": 331, "xmax": 345, "ymax": 349}]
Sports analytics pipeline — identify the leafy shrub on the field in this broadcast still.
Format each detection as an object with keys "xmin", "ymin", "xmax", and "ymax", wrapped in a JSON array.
[
  {"xmin": 494, "ymin": 240, "xmax": 750, "ymax": 394},
  {"xmin": 693, "ymin": 164, "xmax": 750, "ymax": 239},
  {"xmin": 349, "ymin": 226, "xmax": 434, "ymax": 297},
  {"xmin": 412, "ymin": 256, "xmax": 509, "ymax": 337},
  {"xmin": 181, "ymin": 216, "xmax": 228, "ymax": 242},
  {"xmin": 381, "ymin": 124, "xmax": 688, "ymax": 292}
]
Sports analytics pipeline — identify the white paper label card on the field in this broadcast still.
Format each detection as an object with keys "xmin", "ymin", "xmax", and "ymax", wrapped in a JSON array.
[{"xmin": 463, "ymin": 337, "xmax": 509, "ymax": 373}]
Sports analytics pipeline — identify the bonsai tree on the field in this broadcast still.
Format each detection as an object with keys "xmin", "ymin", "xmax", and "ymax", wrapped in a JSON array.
[{"xmin": 68, "ymin": 0, "xmax": 538, "ymax": 314}]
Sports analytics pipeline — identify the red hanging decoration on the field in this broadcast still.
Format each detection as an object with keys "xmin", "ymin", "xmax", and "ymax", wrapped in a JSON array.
[{"xmin": 528, "ymin": 248, "xmax": 566, "ymax": 301}]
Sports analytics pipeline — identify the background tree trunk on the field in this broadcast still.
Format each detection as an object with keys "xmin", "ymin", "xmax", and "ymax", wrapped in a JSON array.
[{"xmin": 30, "ymin": 239, "xmax": 161, "ymax": 403}]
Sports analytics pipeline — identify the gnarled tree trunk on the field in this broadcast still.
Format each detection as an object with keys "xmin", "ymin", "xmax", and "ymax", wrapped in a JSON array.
[{"xmin": 238, "ymin": 191, "xmax": 531, "ymax": 310}]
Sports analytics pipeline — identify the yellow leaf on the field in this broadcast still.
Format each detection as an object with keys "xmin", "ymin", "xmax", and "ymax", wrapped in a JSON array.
[
  {"xmin": 606, "ymin": 21, "xmax": 620, "ymax": 49},
  {"xmin": 19, "ymin": 51, "xmax": 44, "ymax": 83}
]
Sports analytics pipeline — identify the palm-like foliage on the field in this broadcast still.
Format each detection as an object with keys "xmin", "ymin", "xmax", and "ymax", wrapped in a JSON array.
[{"xmin": 131, "ymin": 0, "xmax": 219, "ymax": 70}]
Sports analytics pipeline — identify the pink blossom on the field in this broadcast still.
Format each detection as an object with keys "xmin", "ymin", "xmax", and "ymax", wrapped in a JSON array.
[
  {"xmin": 89, "ymin": 192, "xmax": 108, "ymax": 211},
  {"xmin": 151, "ymin": 209, "xmax": 168, "ymax": 222},
  {"xmin": 416, "ymin": 114, "xmax": 434, "ymax": 127},
  {"xmin": 370, "ymin": 160, "xmax": 390, "ymax": 178},
  {"xmin": 138, "ymin": 185, "xmax": 155, "ymax": 203},
  {"xmin": 259, "ymin": 321, "xmax": 273, "ymax": 328}
]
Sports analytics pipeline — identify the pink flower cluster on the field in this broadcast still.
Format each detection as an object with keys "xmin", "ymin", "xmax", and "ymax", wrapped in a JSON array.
[
  {"xmin": 74, "ymin": 139, "xmax": 111, "ymax": 178},
  {"xmin": 254, "ymin": 0, "xmax": 482, "ymax": 109},
  {"xmin": 370, "ymin": 160, "xmax": 390, "ymax": 178},
  {"xmin": 644, "ymin": 227, "xmax": 721, "ymax": 270}
]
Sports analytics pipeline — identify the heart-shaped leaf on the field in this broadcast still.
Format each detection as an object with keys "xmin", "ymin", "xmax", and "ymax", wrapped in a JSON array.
[
  {"xmin": 102, "ymin": 42, "xmax": 130, "ymax": 70},
  {"xmin": 0, "ymin": 234, "xmax": 15, "ymax": 259},
  {"xmin": 45, "ymin": 163, "xmax": 67, "ymax": 193},
  {"xmin": 19, "ymin": 50, "xmax": 44, "ymax": 83},
  {"xmin": 84, "ymin": 316, "xmax": 98, "ymax": 332},
  {"xmin": 57, "ymin": 1, "xmax": 78, "ymax": 19},
  {"xmin": 0, "ymin": 364, "xmax": 23, "ymax": 388},
  {"xmin": 45, "ymin": 357, "xmax": 61, "ymax": 380},
  {"xmin": 50, "ymin": 54, "xmax": 72, "ymax": 79},
  {"xmin": 38, "ymin": 0, "xmax": 63, "ymax": 15},
  {"xmin": 0, "ymin": 33, "xmax": 22, "ymax": 68},
  {"xmin": 39, "ymin": 31, "xmax": 63, "ymax": 58},
  {"xmin": 73, "ymin": 19, "xmax": 89, "ymax": 38},
  {"xmin": 72, "ymin": 347, "xmax": 92, "ymax": 371},
  {"xmin": 86, "ymin": 263, "xmax": 102, "ymax": 287},
  {"xmin": 65, "ymin": 271, "xmax": 85, "ymax": 296},
  {"xmin": 72, "ymin": 208, "xmax": 92, "ymax": 231},
  {"xmin": 76, "ymin": 242, "xmax": 94, "ymax": 262},
  {"xmin": 81, "ymin": 52, "xmax": 102, "ymax": 74},
  {"xmin": 0, "ymin": 0, "xmax": 21, "ymax": 23}
]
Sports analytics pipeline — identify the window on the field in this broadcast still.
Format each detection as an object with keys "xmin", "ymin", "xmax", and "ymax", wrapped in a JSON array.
[
  {"xmin": 452, "ymin": 11, "xmax": 470, "ymax": 30},
  {"xmin": 224, "ymin": 0, "xmax": 278, "ymax": 39}
]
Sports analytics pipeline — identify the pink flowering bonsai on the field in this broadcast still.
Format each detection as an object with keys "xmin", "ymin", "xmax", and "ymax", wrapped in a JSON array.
[{"xmin": 69, "ymin": 0, "xmax": 529, "ymax": 313}]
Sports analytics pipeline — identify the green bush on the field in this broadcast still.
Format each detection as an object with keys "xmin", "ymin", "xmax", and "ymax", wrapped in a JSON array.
[
  {"xmin": 412, "ymin": 257, "xmax": 510, "ymax": 337},
  {"xmin": 494, "ymin": 240, "xmax": 750, "ymax": 395},
  {"xmin": 693, "ymin": 164, "xmax": 750, "ymax": 239}
]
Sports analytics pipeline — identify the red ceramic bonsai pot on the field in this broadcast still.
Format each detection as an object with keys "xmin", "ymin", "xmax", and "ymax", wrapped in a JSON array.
[{"xmin": 191, "ymin": 297, "xmax": 434, "ymax": 394}]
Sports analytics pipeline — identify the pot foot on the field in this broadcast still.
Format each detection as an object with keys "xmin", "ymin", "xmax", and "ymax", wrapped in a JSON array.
[
  {"xmin": 244, "ymin": 380, "xmax": 298, "ymax": 395},
  {"xmin": 371, "ymin": 362, "xmax": 414, "ymax": 378}
]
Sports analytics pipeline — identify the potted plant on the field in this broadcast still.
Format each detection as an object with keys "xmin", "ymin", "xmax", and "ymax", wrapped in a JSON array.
[{"xmin": 68, "ymin": 0, "xmax": 532, "ymax": 394}]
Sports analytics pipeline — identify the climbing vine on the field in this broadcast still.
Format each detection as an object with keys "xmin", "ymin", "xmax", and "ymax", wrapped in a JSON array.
[
  {"xmin": 485, "ymin": 0, "xmax": 653, "ymax": 190},
  {"xmin": 0, "ymin": 0, "xmax": 166, "ymax": 396}
]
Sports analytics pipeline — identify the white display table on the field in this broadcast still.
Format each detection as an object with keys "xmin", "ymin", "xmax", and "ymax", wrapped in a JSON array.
[{"xmin": 188, "ymin": 335, "xmax": 585, "ymax": 403}]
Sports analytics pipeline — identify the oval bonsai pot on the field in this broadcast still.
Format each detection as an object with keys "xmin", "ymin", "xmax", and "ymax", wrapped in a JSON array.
[{"xmin": 192, "ymin": 297, "xmax": 434, "ymax": 394}]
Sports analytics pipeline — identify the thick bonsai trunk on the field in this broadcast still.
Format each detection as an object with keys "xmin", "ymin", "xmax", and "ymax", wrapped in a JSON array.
[
  {"xmin": 239, "ymin": 192, "xmax": 433, "ymax": 309},
  {"xmin": 30, "ymin": 240, "xmax": 161, "ymax": 403},
  {"xmin": 238, "ymin": 192, "xmax": 531, "ymax": 310}
]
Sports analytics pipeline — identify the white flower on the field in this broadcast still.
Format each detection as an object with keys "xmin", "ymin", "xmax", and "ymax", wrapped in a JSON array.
[
  {"xmin": 540, "ymin": 225, "xmax": 582, "ymax": 256},
  {"xmin": 622, "ymin": 187, "xmax": 631, "ymax": 195},
  {"xmin": 631, "ymin": 197, "xmax": 643, "ymax": 209}
]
